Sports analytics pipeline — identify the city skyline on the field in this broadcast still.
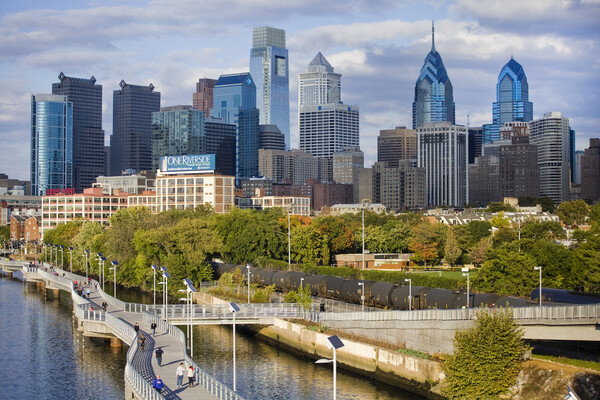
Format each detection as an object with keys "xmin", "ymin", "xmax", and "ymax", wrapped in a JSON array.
[{"xmin": 0, "ymin": 0, "xmax": 598, "ymax": 181}]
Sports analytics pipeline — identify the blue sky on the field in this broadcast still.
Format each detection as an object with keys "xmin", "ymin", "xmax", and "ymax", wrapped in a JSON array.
[{"xmin": 1, "ymin": 0, "xmax": 599, "ymax": 181}]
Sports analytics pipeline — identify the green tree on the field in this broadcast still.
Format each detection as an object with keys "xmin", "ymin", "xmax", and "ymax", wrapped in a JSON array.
[
  {"xmin": 443, "ymin": 308, "xmax": 530, "ymax": 399},
  {"xmin": 490, "ymin": 211, "xmax": 510, "ymax": 228},
  {"xmin": 556, "ymin": 200, "xmax": 589, "ymax": 227},
  {"xmin": 468, "ymin": 238, "xmax": 491, "ymax": 267},
  {"xmin": 408, "ymin": 222, "xmax": 439, "ymax": 267},
  {"xmin": 487, "ymin": 202, "xmax": 516, "ymax": 213},
  {"xmin": 518, "ymin": 196, "xmax": 555, "ymax": 212},
  {"xmin": 444, "ymin": 227, "xmax": 462, "ymax": 266},
  {"xmin": 0, "ymin": 225, "xmax": 10, "ymax": 242}
]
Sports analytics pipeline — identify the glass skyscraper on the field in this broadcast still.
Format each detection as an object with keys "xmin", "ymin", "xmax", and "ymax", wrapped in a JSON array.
[
  {"xmin": 250, "ymin": 27, "xmax": 290, "ymax": 149},
  {"xmin": 52, "ymin": 73, "xmax": 104, "ymax": 192},
  {"xmin": 482, "ymin": 57, "xmax": 533, "ymax": 143},
  {"xmin": 210, "ymin": 73, "xmax": 260, "ymax": 180},
  {"xmin": 31, "ymin": 94, "xmax": 73, "ymax": 196},
  {"xmin": 412, "ymin": 23, "xmax": 455, "ymax": 129}
]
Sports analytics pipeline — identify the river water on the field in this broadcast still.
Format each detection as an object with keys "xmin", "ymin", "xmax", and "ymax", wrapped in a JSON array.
[{"xmin": 0, "ymin": 276, "xmax": 423, "ymax": 399}]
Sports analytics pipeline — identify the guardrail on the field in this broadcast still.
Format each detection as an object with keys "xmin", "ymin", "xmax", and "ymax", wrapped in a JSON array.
[{"xmin": 143, "ymin": 312, "xmax": 244, "ymax": 400}]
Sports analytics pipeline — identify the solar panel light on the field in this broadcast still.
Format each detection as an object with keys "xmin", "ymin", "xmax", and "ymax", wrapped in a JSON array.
[
  {"xmin": 100, "ymin": 256, "xmax": 107, "ymax": 261},
  {"xmin": 162, "ymin": 271, "xmax": 170, "ymax": 279},
  {"xmin": 97, "ymin": 252, "xmax": 103, "ymax": 257},
  {"xmin": 68, "ymin": 247, "xmax": 73, "ymax": 250},
  {"xmin": 151, "ymin": 264, "xmax": 158, "ymax": 270},
  {"xmin": 326, "ymin": 335, "xmax": 344, "ymax": 350},
  {"xmin": 229, "ymin": 302, "xmax": 240, "ymax": 313},
  {"xmin": 111, "ymin": 260, "xmax": 119, "ymax": 266},
  {"xmin": 183, "ymin": 278, "xmax": 197, "ymax": 293},
  {"xmin": 160, "ymin": 265, "xmax": 168, "ymax": 272}
]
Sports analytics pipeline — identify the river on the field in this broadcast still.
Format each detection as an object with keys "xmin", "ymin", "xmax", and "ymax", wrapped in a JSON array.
[{"xmin": 0, "ymin": 276, "xmax": 423, "ymax": 399}]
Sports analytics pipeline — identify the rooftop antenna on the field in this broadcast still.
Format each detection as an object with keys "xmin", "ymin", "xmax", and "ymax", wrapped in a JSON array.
[
  {"xmin": 467, "ymin": 114, "xmax": 470, "ymax": 128},
  {"xmin": 432, "ymin": 20, "xmax": 436, "ymax": 51}
]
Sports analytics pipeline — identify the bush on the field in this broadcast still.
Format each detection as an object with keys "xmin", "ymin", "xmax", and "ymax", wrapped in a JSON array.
[{"xmin": 443, "ymin": 308, "xmax": 530, "ymax": 399}]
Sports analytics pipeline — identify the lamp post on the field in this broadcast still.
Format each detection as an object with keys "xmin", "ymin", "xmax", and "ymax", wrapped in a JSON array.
[
  {"xmin": 300, "ymin": 277, "xmax": 304, "ymax": 290},
  {"xmin": 534, "ymin": 266, "xmax": 542, "ymax": 307},
  {"xmin": 54, "ymin": 245, "xmax": 58, "ymax": 268},
  {"xmin": 151, "ymin": 264, "xmax": 158, "ymax": 307},
  {"xmin": 287, "ymin": 204, "xmax": 293, "ymax": 267},
  {"xmin": 358, "ymin": 282, "xmax": 365, "ymax": 312},
  {"xmin": 59, "ymin": 245, "xmax": 64, "ymax": 270},
  {"xmin": 159, "ymin": 266, "xmax": 169, "ymax": 319},
  {"xmin": 97, "ymin": 253, "xmax": 103, "ymax": 285},
  {"xmin": 361, "ymin": 199, "xmax": 370, "ymax": 271},
  {"xmin": 315, "ymin": 335, "xmax": 345, "ymax": 400},
  {"xmin": 109, "ymin": 260, "xmax": 118, "ymax": 298},
  {"xmin": 405, "ymin": 278, "xmax": 412, "ymax": 311},
  {"xmin": 100, "ymin": 257, "xmax": 106, "ymax": 290},
  {"xmin": 68, "ymin": 247, "xmax": 73, "ymax": 273},
  {"xmin": 183, "ymin": 278, "xmax": 197, "ymax": 356},
  {"xmin": 228, "ymin": 302, "xmax": 240, "ymax": 392},
  {"xmin": 462, "ymin": 267, "xmax": 470, "ymax": 308},
  {"xmin": 246, "ymin": 264, "xmax": 251, "ymax": 304},
  {"xmin": 84, "ymin": 249, "xmax": 89, "ymax": 280}
]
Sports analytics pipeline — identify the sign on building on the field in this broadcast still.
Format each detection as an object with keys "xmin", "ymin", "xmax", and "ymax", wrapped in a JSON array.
[{"xmin": 160, "ymin": 154, "xmax": 216, "ymax": 173}]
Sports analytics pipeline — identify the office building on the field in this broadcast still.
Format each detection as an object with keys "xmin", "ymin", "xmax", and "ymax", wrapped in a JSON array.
[
  {"xmin": 530, "ymin": 112, "xmax": 571, "ymax": 205},
  {"xmin": 482, "ymin": 57, "xmax": 533, "ymax": 143},
  {"xmin": 377, "ymin": 127, "xmax": 417, "ymax": 168},
  {"xmin": 259, "ymin": 124, "xmax": 285, "ymax": 150},
  {"xmin": 52, "ymin": 73, "xmax": 105, "ymax": 192},
  {"xmin": 237, "ymin": 195, "xmax": 310, "ymax": 215},
  {"xmin": 241, "ymin": 178, "xmax": 274, "ymax": 197},
  {"xmin": 210, "ymin": 73, "xmax": 260, "ymax": 181},
  {"xmin": 0, "ymin": 174, "xmax": 31, "ymax": 196},
  {"xmin": 94, "ymin": 173, "xmax": 155, "ymax": 195},
  {"xmin": 467, "ymin": 127, "xmax": 483, "ymax": 164},
  {"xmin": 192, "ymin": 78, "xmax": 217, "ymax": 118},
  {"xmin": 573, "ymin": 150, "xmax": 584, "ymax": 185},
  {"xmin": 31, "ymin": 94, "xmax": 73, "ymax": 196},
  {"xmin": 499, "ymin": 135, "xmax": 539, "ymax": 198},
  {"xmin": 205, "ymin": 118, "xmax": 237, "ymax": 176},
  {"xmin": 468, "ymin": 156, "xmax": 500, "ymax": 207},
  {"xmin": 110, "ymin": 80, "xmax": 161, "ymax": 175},
  {"xmin": 416, "ymin": 122, "xmax": 468, "ymax": 207},
  {"xmin": 412, "ymin": 23, "xmax": 455, "ymax": 129},
  {"xmin": 581, "ymin": 139, "xmax": 600, "ymax": 203},
  {"xmin": 258, "ymin": 149, "xmax": 331, "ymax": 185},
  {"xmin": 151, "ymin": 106, "xmax": 205, "ymax": 170},
  {"xmin": 299, "ymin": 52, "xmax": 359, "ymax": 159},
  {"xmin": 250, "ymin": 27, "xmax": 290, "ymax": 149},
  {"xmin": 333, "ymin": 147, "xmax": 363, "ymax": 202}
]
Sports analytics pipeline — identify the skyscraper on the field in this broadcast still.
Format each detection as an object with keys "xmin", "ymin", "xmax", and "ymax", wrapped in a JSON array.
[
  {"xmin": 581, "ymin": 139, "xmax": 600, "ymax": 203},
  {"xmin": 377, "ymin": 127, "xmax": 417, "ymax": 168},
  {"xmin": 412, "ymin": 23, "xmax": 455, "ymax": 129},
  {"xmin": 417, "ymin": 122, "xmax": 468, "ymax": 207},
  {"xmin": 499, "ymin": 135, "xmax": 539, "ymax": 198},
  {"xmin": 530, "ymin": 112, "xmax": 571, "ymax": 205},
  {"xmin": 110, "ymin": 80, "xmax": 161, "ymax": 175},
  {"xmin": 52, "ymin": 73, "xmax": 104, "ymax": 192},
  {"xmin": 210, "ymin": 73, "xmax": 260, "ymax": 180},
  {"xmin": 299, "ymin": 52, "xmax": 359, "ymax": 159},
  {"xmin": 482, "ymin": 57, "xmax": 533, "ymax": 143},
  {"xmin": 31, "ymin": 94, "xmax": 73, "ymax": 196},
  {"xmin": 250, "ymin": 27, "xmax": 290, "ymax": 149},
  {"xmin": 192, "ymin": 78, "xmax": 216, "ymax": 118}
]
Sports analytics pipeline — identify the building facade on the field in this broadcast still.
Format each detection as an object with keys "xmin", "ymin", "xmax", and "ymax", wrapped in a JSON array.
[
  {"xmin": 333, "ymin": 147, "xmax": 363, "ymax": 202},
  {"xmin": 250, "ymin": 27, "xmax": 290, "ymax": 149},
  {"xmin": 530, "ymin": 112, "xmax": 571, "ymax": 205},
  {"xmin": 416, "ymin": 122, "xmax": 468, "ymax": 207},
  {"xmin": 52, "ymin": 73, "xmax": 105, "ymax": 192},
  {"xmin": 205, "ymin": 118, "xmax": 237, "ymax": 177},
  {"xmin": 192, "ymin": 78, "xmax": 217, "ymax": 118},
  {"xmin": 482, "ymin": 57, "xmax": 533, "ymax": 143},
  {"xmin": 236, "ymin": 195, "xmax": 310, "ymax": 216},
  {"xmin": 467, "ymin": 126, "xmax": 483, "ymax": 164},
  {"xmin": 258, "ymin": 149, "xmax": 331, "ymax": 185},
  {"xmin": 31, "ymin": 94, "xmax": 73, "ymax": 196},
  {"xmin": 110, "ymin": 80, "xmax": 161, "ymax": 175},
  {"xmin": 377, "ymin": 127, "xmax": 417, "ymax": 167},
  {"xmin": 499, "ymin": 135, "xmax": 539, "ymax": 198},
  {"xmin": 412, "ymin": 23, "xmax": 455, "ymax": 129},
  {"xmin": 468, "ymin": 156, "xmax": 500, "ymax": 207},
  {"xmin": 581, "ymin": 138, "xmax": 600, "ymax": 203},
  {"xmin": 258, "ymin": 124, "xmax": 285, "ymax": 151},
  {"xmin": 94, "ymin": 173, "xmax": 155, "ymax": 195}
]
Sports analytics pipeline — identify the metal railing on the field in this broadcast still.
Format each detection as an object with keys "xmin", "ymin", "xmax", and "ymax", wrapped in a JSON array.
[{"xmin": 143, "ymin": 312, "xmax": 244, "ymax": 400}]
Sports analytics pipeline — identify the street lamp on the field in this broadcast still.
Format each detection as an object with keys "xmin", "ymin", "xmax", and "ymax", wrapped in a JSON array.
[
  {"xmin": 534, "ymin": 266, "xmax": 542, "ymax": 307},
  {"xmin": 405, "ymin": 278, "xmax": 412, "ymax": 311},
  {"xmin": 96, "ymin": 253, "xmax": 103, "ymax": 285},
  {"xmin": 109, "ymin": 260, "xmax": 118, "ymax": 298},
  {"xmin": 315, "ymin": 335, "xmax": 345, "ymax": 400},
  {"xmin": 100, "ymin": 257, "xmax": 107, "ymax": 290},
  {"xmin": 54, "ymin": 244, "xmax": 58, "ymax": 268},
  {"xmin": 183, "ymin": 278, "xmax": 197, "ymax": 357},
  {"xmin": 159, "ymin": 267, "xmax": 169, "ymax": 319},
  {"xmin": 358, "ymin": 282, "xmax": 365, "ymax": 312},
  {"xmin": 246, "ymin": 264, "xmax": 251, "ymax": 304},
  {"xmin": 68, "ymin": 247, "xmax": 73, "ymax": 273},
  {"xmin": 59, "ymin": 245, "xmax": 64, "ymax": 270},
  {"xmin": 300, "ymin": 277, "xmax": 304, "ymax": 290},
  {"xmin": 361, "ymin": 199, "xmax": 371, "ymax": 271},
  {"xmin": 228, "ymin": 301, "xmax": 241, "ymax": 392},
  {"xmin": 151, "ymin": 264, "xmax": 158, "ymax": 307},
  {"xmin": 287, "ymin": 204, "xmax": 293, "ymax": 267},
  {"xmin": 462, "ymin": 267, "xmax": 470, "ymax": 308},
  {"xmin": 84, "ymin": 249, "xmax": 89, "ymax": 280}
]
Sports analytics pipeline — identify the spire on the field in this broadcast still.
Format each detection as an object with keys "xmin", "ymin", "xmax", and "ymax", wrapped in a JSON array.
[{"xmin": 431, "ymin": 20, "xmax": 435, "ymax": 52}]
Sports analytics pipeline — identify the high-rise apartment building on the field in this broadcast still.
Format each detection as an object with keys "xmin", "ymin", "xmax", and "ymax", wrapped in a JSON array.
[
  {"xmin": 258, "ymin": 125, "xmax": 285, "ymax": 151},
  {"xmin": 412, "ymin": 23, "xmax": 455, "ymax": 129},
  {"xmin": 333, "ymin": 147, "xmax": 363, "ymax": 202},
  {"xmin": 192, "ymin": 78, "xmax": 217, "ymax": 118},
  {"xmin": 52, "ymin": 73, "xmax": 104, "ymax": 192},
  {"xmin": 258, "ymin": 149, "xmax": 331, "ymax": 185},
  {"xmin": 31, "ymin": 94, "xmax": 73, "ymax": 196},
  {"xmin": 416, "ymin": 122, "xmax": 468, "ymax": 207},
  {"xmin": 210, "ymin": 73, "xmax": 260, "ymax": 180},
  {"xmin": 468, "ymin": 156, "xmax": 500, "ymax": 207},
  {"xmin": 110, "ymin": 80, "xmax": 160, "ymax": 175},
  {"xmin": 250, "ymin": 27, "xmax": 290, "ymax": 149},
  {"xmin": 299, "ymin": 53, "xmax": 359, "ymax": 159},
  {"xmin": 530, "ymin": 112, "xmax": 571, "ymax": 205},
  {"xmin": 151, "ymin": 106, "xmax": 205, "ymax": 170},
  {"xmin": 377, "ymin": 127, "xmax": 417, "ymax": 168},
  {"xmin": 499, "ymin": 135, "xmax": 539, "ymax": 198},
  {"xmin": 581, "ymin": 139, "xmax": 600, "ymax": 203},
  {"xmin": 482, "ymin": 57, "xmax": 533, "ymax": 143}
]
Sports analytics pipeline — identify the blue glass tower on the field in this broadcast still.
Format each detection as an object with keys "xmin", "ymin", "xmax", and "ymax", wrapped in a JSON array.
[
  {"xmin": 482, "ymin": 57, "xmax": 533, "ymax": 143},
  {"xmin": 412, "ymin": 22, "xmax": 455, "ymax": 129},
  {"xmin": 31, "ymin": 94, "xmax": 73, "ymax": 196},
  {"xmin": 250, "ymin": 27, "xmax": 290, "ymax": 149},
  {"xmin": 210, "ymin": 73, "xmax": 260, "ymax": 181}
]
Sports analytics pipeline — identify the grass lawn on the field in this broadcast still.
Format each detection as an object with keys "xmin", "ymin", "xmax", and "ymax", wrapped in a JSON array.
[
  {"xmin": 407, "ymin": 270, "xmax": 478, "ymax": 280},
  {"xmin": 532, "ymin": 354, "xmax": 600, "ymax": 372}
]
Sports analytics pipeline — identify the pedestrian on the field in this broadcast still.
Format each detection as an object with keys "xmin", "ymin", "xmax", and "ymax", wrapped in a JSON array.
[
  {"xmin": 134, "ymin": 322, "xmax": 140, "ymax": 336},
  {"xmin": 87, "ymin": 277, "xmax": 91, "ymax": 285},
  {"xmin": 155, "ymin": 347, "xmax": 164, "ymax": 366},
  {"xmin": 176, "ymin": 362, "xmax": 185, "ymax": 388},
  {"xmin": 139, "ymin": 334, "xmax": 146, "ymax": 351},
  {"xmin": 86, "ymin": 287, "xmax": 91, "ymax": 298},
  {"xmin": 94, "ymin": 283, "xmax": 98, "ymax": 291},
  {"xmin": 187, "ymin": 365, "xmax": 194, "ymax": 387},
  {"xmin": 153, "ymin": 375, "xmax": 164, "ymax": 394},
  {"xmin": 151, "ymin": 321, "xmax": 157, "ymax": 336},
  {"xmin": 101, "ymin": 301, "xmax": 108, "ymax": 312}
]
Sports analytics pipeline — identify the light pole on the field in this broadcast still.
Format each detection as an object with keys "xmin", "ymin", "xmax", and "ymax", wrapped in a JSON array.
[
  {"xmin": 315, "ymin": 335, "xmax": 345, "ymax": 400},
  {"xmin": 151, "ymin": 264, "xmax": 158, "ymax": 307},
  {"xmin": 358, "ymin": 282, "xmax": 365, "ymax": 312},
  {"xmin": 228, "ymin": 302, "xmax": 240, "ymax": 392},
  {"xmin": 361, "ymin": 199, "xmax": 370, "ymax": 271},
  {"xmin": 100, "ymin": 257, "xmax": 107, "ymax": 290},
  {"xmin": 109, "ymin": 260, "xmax": 118, "ymax": 298},
  {"xmin": 300, "ymin": 277, "xmax": 304, "ymax": 290},
  {"xmin": 159, "ymin": 267, "xmax": 169, "ymax": 319},
  {"xmin": 462, "ymin": 267, "xmax": 470, "ymax": 308},
  {"xmin": 54, "ymin": 245, "xmax": 58, "ymax": 267},
  {"xmin": 68, "ymin": 247, "xmax": 73, "ymax": 273},
  {"xmin": 534, "ymin": 266, "xmax": 542, "ymax": 307},
  {"xmin": 287, "ymin": 204, "xmax": 293, "ymax": 267},
  {"xmin": 405, "ymin": 278, "xmax": 412, "ymax": 311},
  {"xmin": 246, "ymin": 264, "xmax": 251, "ymax": 304},
  {"xmin": 84, "ymin": 249, "xmax": 89, "ymax": 280},
  {"xmin": 97, "ymin": 253, "xmax": 103, "ymax": 285},
  {"xmin": 183, "ymin": 278, "xmax": 197, "ymax": 356},
  {"xmin": 59, "ymin": 245, "xmax": 64, "ymax": 270}
]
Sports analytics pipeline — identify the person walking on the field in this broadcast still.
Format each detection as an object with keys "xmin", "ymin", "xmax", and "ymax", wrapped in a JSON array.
[
  {"xmin": 101, "ymin": 301, "xmax": 108, "ymax": 312},
  {"xmin": 85, "ymin": 287, "xmax": 91, "ymax": 298},
  {"xmin": 153, "ymin": 375, "xmax": 164, "ymax": 394},
  {"xmin": 134, "ymin": 322, "xmax": 140, "ymax": 336},
  {"xmin": 150, "ymin": 321, "xmax": 157, "ymax": 336},
  {"xmin": 155, "ymin": 347, "xmax": 164, "ymax": 366},
  {"xmin": 139, "ymin": 334, "xmax": 146, "ymax": 351},
  {"xmin": 187, "ymin": 365, "xmax": 194, "ymax": 387},
  {"xmin": 176, "ymin": 362, "xmax": 185, "ymax": 388}
]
